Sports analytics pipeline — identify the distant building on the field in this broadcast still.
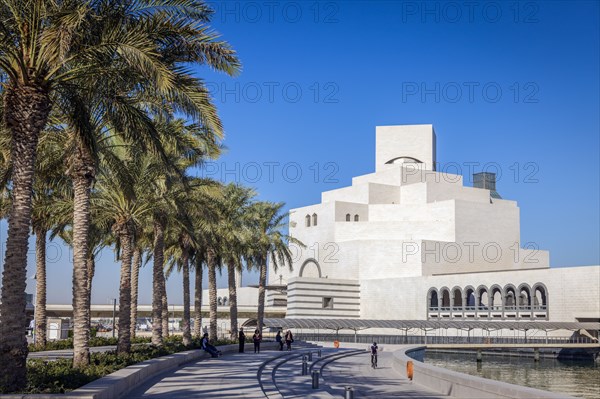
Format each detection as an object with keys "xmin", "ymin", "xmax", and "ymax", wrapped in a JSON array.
[{"xmin": 267, "ymin": 124, "xmax": 600, "ymax": 325}]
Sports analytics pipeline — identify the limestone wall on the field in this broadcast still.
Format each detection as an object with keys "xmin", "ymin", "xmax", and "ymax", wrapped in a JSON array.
[
  {"xmin": 286, "ymin": 277, "xmax": 360, "ymax": 318},
  {"xmin": 359, "ymin": 266, "xmax": 600, "ymax": 323}
]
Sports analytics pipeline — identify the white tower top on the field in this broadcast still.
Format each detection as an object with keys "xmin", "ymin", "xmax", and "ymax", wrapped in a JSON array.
[{"xmin": 375, "ymin": 124, "xmax": 436, "ymax": 171}]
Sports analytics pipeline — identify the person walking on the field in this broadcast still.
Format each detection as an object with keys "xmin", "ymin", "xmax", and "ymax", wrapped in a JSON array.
[
  {"xmin": 238, "ymin": 328, "xmax": 246, "ymax": 353},
  {"xmin": 370, "ymin": 342, "xmax": 379, "ymax": 368},
  {"xmin": 285, "ymin": 330, "xmax": 294, "ymax": 351},
  {"xmin": 252, "ymin": 329, "xmax": 262, "ymax": 353},
  {"xmin": 276, "ymin": 330, "xmax": 284, "ymax": 351}
]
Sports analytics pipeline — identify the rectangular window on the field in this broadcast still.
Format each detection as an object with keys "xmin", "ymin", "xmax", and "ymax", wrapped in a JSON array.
[{"xmin": 323, "ymin": 297, "xmax": 333, "ymax": 309}]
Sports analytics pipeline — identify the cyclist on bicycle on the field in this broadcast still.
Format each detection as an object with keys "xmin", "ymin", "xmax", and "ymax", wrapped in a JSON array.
[{"xmin": 370, "ymin": 342, "xmax": 378, "ymax": 368}]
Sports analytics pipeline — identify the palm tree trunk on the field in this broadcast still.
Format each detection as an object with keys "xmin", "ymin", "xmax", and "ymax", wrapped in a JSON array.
[
  {"xmin": 227, "ymin": 259, "xmax": 239, "ymax": 341},
  {"xmin": 152, "ymin": 219, "xmax": 165, "ymax": 345},
  {"xmin": 194, "ymin": 256, "xmax": 203, "ymax": 338},
  {"xmin": 69, "ymin": 144, "xmax": 96, "ymax": 368},
  {"xmin": 162, "ymin": 284, "xmax": 169, "ymax": 337},
  {"xmin": 235, "ymin": 268, "xmax": 242, "ymax": 288},
  {"xmin": 86, "ymin": 256, "xmax": 95, "ymax": 328},
  {"xmin": 117, "ymin": 224, "xmax": 134, "ymax": 353},
  {"xmin": 182, "ymin": 249, "xmax": 192, "ymax": 346},
  {"xmin": 257, "ymin": 257, "xmax": 267, "ymax": 331},
  {"xmin": 34, "ymin": 228, "xmax": 47, "ymax": 348},
  {"xmin": 207, "ymin": 248, "xmax": 218, "ymax": 341},
  {"xmin": 130, "ymin": 248, "xmax": 142, "ymax": 339},
  {"xmin": 0, "ymin": 84, "xmax": 49, "ymax": 392}
]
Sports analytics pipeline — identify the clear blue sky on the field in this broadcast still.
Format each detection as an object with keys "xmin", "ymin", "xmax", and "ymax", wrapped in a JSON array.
[{"xmin": 1, "ymin": 0, "xmax": 598, "ymax": 305}]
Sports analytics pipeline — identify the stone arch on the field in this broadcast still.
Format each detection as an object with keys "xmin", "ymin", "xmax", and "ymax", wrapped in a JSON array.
[
  {"xmin": 345, "ymin": 213, "xmax": 351, "ymax": 222},
  {"xmin": 476, "ymin": 285, "xmax": 489, "ymax": 309},
  {"xmin": 385, "ymin": 156, "xmax": 423, "ymax": 165},
  {"xmin": 503, "ymin": 284, "xmax": 518, "ymax": 308},
  {"xmin": 463, "ymin": 285, "xmax": 476, "ymax": 308},
  {"xmin": 489, "ymin": 284, "xmax": 503, "ymax": 309},
  {"xmin": 427, "ymin": 288, "xmax": 439, "ymax": 309},
  {"xmin": 532, "ymin": 282, "xmax": 548, "ymax": 308},
  {"xmin": 299, "ymin": 258, "xmax": 322, "ymax": 278},
  {"xmin": 517, "ymin": 283, "xmax": 532, "ymax": 308},
  {"xmin": 439, "ymin": 287, "xmax": 451, "ymax": 308},
  {"xmin": 312, "ymin": 213, "xmax": 318, "ymax": 226},
  {"xmin": 305, "ymin": 214, "xmax": 311, "ymax": 227},
  {"xmin": 354, "ymin": 214, "xmax": 359, "ymax": 222},
  {"xmin": 451, "ymin": 286, "xmax": 463, "ymax": 308}
]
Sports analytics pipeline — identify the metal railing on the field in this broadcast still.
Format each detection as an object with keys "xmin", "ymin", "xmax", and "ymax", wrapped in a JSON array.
[
  {"xmin": 429, "ymin": 304, "xmax": 549, "ymax": 321},
  {"xmin": 429, "ymin": 305, "xmax": 548, "ymax": 312},
  {"xmin": 295, "ymin": 333, "xmax": 598, "ymax": 346}
]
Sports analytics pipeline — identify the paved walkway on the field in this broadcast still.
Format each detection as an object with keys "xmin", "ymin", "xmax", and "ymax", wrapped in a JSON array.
[
  {"xmin": 126, "ymin": 343, "xmax": 447, "ymax": 398},
  {"xmin": 320, "ymin": 351, "xmax": 448, "ymax": 398},
  {"xmin": 128, "ymin": 348, "xmax": 280, "ymax": 398}
]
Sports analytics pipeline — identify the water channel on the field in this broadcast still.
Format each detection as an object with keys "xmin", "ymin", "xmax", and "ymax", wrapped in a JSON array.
[{"xmin": 424, "ymin": 351, "xmax": 600, "ymax": 399}]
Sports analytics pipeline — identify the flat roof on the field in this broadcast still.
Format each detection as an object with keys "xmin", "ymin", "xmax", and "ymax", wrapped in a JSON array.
[{"xmin": 247, "ymin": 318, "xmax": 600, "ymax": 332}]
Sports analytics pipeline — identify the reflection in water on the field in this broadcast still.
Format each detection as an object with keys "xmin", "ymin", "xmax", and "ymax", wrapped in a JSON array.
[{"xmin": 425, "ymin": 351, "xmax": 600, "ymax": 399}]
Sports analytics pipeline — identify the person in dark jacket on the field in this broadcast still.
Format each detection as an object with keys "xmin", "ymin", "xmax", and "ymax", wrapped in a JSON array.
[
  {"xmin": 252, "ymin": 329, "xmax": 262, "ymax": 353},
  {"xmin": 201, "ymin": 333, "xmax": 220, "ymax": 358},
  {"xmin": 275, "ymin": 330, "xmax": 284, "ymax": 351},
  {"xmin": 239, "ymin": 328, "xmax": 246, "ymax": 353}
]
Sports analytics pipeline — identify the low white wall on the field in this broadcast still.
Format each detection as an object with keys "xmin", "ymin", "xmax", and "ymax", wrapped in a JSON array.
[
  {"xmin": 1, "ymin": 342, "xmax": 279, "ymax": 399},
  {"xmin": 392, "ymin": 346, "xmax": 574, "ymax": 399}
]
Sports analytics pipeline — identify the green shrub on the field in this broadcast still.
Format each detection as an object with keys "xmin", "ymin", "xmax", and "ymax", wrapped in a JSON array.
[
  {"xmin": 26, "ymin": 348, "xmax": 163, "ymax": 393},
  {"xmin": 28, "ymin": 338, "xmax": 74, "ymax": 352},
  {"xmin": 28, "ymin": 336, "xmax": 152, "ymax": 352},
  {"xmin": 89, "ymin": 336, "xmax": 118, "ymax": 347},
  {"xmin": 24, "ymin": 337, "xmax": 236, "ymax": 394}
]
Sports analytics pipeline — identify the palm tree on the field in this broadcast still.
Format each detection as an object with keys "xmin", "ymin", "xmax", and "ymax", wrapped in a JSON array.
[
  {"xmin": 193, "ymin": 251, "xmax": 204, "ymax": 338},
  {"xmin": 207, "ymin": 247, "xmax": 220, "ymax": 341},
  {"xmin": 0, "ymin": 125, "xmax": 69, "ymax": 349},
  {"xmin": 188, "ymin": 185, "xmax": 224, "ymax": 342},
  {"xmin": 166, "ymin": 178, "xmax": 223, "ymax": 343},
  {"xmin": 165, "ymin": 231, "xmax": 193, "ymax": 347},
  {"xmin": 162, "ymin": 282, "xmax": 170, "ymax": 338},
  {"xmin": 165, "ymin": 180, "xmax": 225, "ymax": 343},
  {"xmin": 219, "ymin": 184, "xmax": 256, "ymax": 340},
  {"xmin": 57, "ymin": 222, "xmax": 112, "ymax": 330},
  {"xmin": 0, "ymin": 1, "xmax": 240, "ymax": 380},
  {"xmin": 155, "ymin": 215, "xmax": 169, "ymax": 342},
  {"xmin": 0, "ymin": 1, "xmax": 143, "ymax": 382},
  {"xmin": 166, "ymin": 181, "xmax": 221, "ymax": 346},
  {"xmin": 140, "ymin": 119, "xmax": 222, "ymax": 346},
  {"xmin": 94, "ymin": 151, "xmax": 154, "ymax": 354},
  {"xmin": 130, "ymin": 246, "xmax": 143, "ymax": 339},
  {"xmin": 30, "ymin": 131, "xmax": 70, "ymax": 348},
  {"xmin": 248, "ymin": 202, "xmax": 304, "ymax": 330}
]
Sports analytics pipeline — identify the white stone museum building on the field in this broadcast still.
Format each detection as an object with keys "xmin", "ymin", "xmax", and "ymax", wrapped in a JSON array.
[{"xmin": 266, "ymin": 124, "xmax": 600, "ymax": 327}]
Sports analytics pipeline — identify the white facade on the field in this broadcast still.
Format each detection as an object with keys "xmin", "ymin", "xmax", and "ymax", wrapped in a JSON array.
[{"xmin": 269, "ymin": 124, "xmax": 600, "ymax": 324}]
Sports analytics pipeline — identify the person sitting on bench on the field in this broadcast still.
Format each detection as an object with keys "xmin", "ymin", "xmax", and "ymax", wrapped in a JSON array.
[{"xmin": 201, "ymin": 333, "xmax": 220, "ymax": 358}]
